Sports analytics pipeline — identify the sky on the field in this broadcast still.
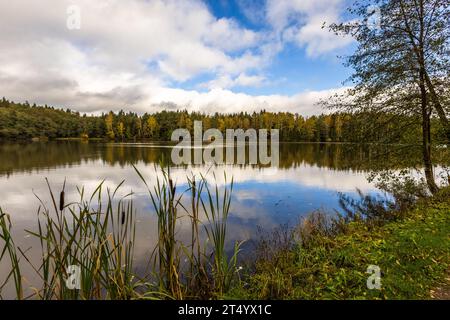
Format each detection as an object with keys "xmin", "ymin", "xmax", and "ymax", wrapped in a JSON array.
[{"xmin": 0, "ymin": 0, "xmax": 356, "ymax": 115}]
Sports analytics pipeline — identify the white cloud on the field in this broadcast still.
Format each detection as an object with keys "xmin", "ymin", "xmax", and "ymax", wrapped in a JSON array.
[
  {"xmin": 144, "ymin": 86, "xmax": 349, "ymax": 116},
  {"xmin": 0, "ymin": 1, "xmax": 263, "ymax": 73},
  {"xmin": 235, "ymin": 73, "xmax": 266, "ymax": 87},
  {"xmin": 266, "ymin": 0, "xmax": 354, "ymax": 57},
  {"xmin": 205, "ymin": 18, "xmax": 261, "ymax": 52},
  {"xmin": 0, "ymin": 0, "xmax": 353, "ymax": 114},
  {"xmin": 202, "ymin": 73, "xmax": 267, "ymax": 90}
]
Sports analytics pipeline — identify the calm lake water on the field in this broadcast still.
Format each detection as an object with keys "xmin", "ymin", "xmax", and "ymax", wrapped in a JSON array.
[{"xmin": 0, "ymin": 141, "xmax": 391, "ymax": 296}]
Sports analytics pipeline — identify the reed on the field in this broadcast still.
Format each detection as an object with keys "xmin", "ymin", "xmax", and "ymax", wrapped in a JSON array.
[
  {"xmin": 135, "ymin": 165, "xmax": 184, "ymax": 299},
  {"xmin": 0, "ymin": 179, "xmax": 138, "ymax": 300},
  {"xmin": 183, "ymin": 174, "xmax": 217, "ymax": 298},
  {"xmin": 200, "ymin": 172, "xmax": 242, "ymax": 296},
  {"xmin": 1, "ymin": 166, "xmax": 242, "ymax": 300},
  {"xmin": 134, "ymin": 165, "xmax": 243, "ymax": 299},
  {"xmin": 0, "ymin": 208, "xmax": 23, "ymax": 299}
]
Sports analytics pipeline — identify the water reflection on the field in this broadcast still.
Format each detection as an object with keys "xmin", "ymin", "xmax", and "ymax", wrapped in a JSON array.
[
  {"xmin": 0, "ymin": 141, "xmax": 390, "ymax": 218},
  {"xmin": 0, "ymin": 140, "xmax": 429, "ymax": 177}
]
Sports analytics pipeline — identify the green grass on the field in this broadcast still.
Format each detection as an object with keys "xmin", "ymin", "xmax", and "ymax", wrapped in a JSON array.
[{"xmin": 235, "ymin": 188, "xmax": 450, "ymax": 300}]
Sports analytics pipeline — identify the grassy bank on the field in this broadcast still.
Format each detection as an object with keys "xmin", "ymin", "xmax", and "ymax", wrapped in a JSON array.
[{"xmin": 234, "ymin": 188, "xmax": 450, "ymax": 300}]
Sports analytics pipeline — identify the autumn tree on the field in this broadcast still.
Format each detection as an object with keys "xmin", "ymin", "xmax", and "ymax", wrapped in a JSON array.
[
  {"xmin": 117, "ymin": 122, "xmax": 125, "ymax": 141},
  {"xmin": 105, "ymin": 112, "xmax": 115, "ymax": 140},
  {"xmin": 177, "ymin": 112, "xmax": 193, "ymax": 132},
  {"xmin": 144, "ymin": 116, "xmax": 159, "ymax": 139},
  {"xmin": 135, "ymin": 117, "xmax": 142, "ymax": 139},
  {"xmin": 327, "ymin": 0, "xmax": 449, "ymax": 193}
]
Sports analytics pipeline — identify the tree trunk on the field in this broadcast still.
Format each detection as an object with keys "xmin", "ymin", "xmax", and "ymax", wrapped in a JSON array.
[
  {"xmin": 420, "ymin": 69, "xmax": 439, "ymax": 194},
  {"xmin": 422, "ymin": 109, "xmax": 438, "ymax": 194},
  {"xmin": 417, "ymin": 0, "xmax": 439, "ymax": 194},
  {"xmin": 424, "ymin": 72, "xmax": 450, "ymax": 144}
]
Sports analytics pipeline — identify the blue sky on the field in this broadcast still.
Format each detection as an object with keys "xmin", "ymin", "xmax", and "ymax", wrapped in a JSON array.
[
  {"xmin": 210, "ymin": 0, "xmax": 355, "ymax": 93},
  {"xmin": 180, "ymin": 0, "xmax": 355, "ymax": 95},
  {"xmin": 0, "ymin": 0, "xmax": 356, "ymax": 115}
]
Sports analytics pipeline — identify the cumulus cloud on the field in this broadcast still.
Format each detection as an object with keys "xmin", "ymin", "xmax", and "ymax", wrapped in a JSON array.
[
  {"xmin": 266, "ymin": 0, "xmax": 354, "ymax": 57},
  {"xmin": 144, "ymin": 86, "xmax": 349, "ymax": 116},
  {"xmin": 201, "ymin": 73, "xmax": 267, "ymax": 90},
  {"xmin": 0, "ymin": 0, "xmax": 353, "ymax": 115}
]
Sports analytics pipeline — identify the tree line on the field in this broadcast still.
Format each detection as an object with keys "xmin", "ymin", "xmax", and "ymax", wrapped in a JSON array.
[{"xmin": 0, "ymin": 98, "xmax": 446, "ymax": 143}]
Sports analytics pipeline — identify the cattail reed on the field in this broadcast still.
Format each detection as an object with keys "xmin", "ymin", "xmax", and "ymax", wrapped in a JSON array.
[
  {"xmin": 59, "ymin": 178, "xmax": 66, "ymax": 211},
  {"xmin": 2, "ymin": 167, "xmax": 240, "ymax": 300},
  {"xmin": 169, "ymin": 178, "xmax": 176, "ymax": 195},
  {"xmin": 2, "ymin": 179, "xmax": 138, "ymax": 299},
  {"xmin": 121, "ymin": 210, "xmax": 126, "ymax": 225},
  {"xmin": 134, "ymin": 164, "xmax": 241, "ymax": 299},
  {"xmin": 59, "ymin": 191, "xmax": 65, "ymax": 211}
]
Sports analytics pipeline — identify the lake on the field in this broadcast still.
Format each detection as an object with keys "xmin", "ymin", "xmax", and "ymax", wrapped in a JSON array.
[{"xmin": 0, "ymin": 141, "xmax": 395, "ymax": 297}]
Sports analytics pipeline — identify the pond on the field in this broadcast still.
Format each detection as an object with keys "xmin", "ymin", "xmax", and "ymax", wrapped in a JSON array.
[{"xmin": 0, "ymin": 141, "xmax": 398, "ymax": 297}]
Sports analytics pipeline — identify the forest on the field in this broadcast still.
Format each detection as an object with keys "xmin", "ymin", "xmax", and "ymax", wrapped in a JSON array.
[{"xmin": 0, "ymin": 98, "xmax": 446, "ymax": 143}]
